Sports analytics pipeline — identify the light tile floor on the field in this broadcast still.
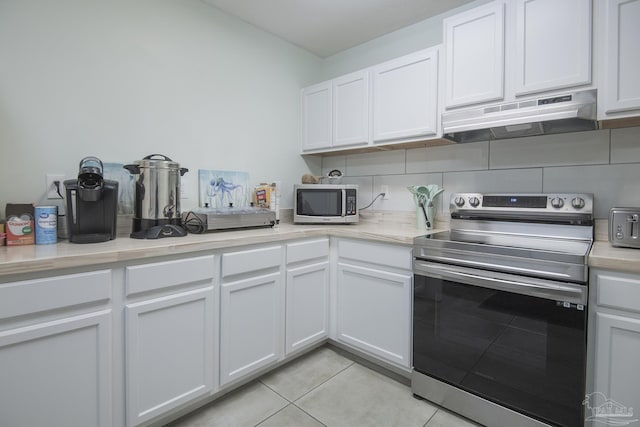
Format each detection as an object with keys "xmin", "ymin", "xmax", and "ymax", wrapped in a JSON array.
[{"xmin": 168, "ymin": 346, "xmax": 480, "ymax": 427}]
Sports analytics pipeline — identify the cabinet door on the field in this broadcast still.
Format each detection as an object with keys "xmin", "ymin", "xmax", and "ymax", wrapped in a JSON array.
[
  {"xmin": 444, "ymin": 1, "xmax": 505, "ymax": 109},
  {"xmin": 286, "ymin": 261, "xmax": 329, "ymax": 355},
  {"xmin": 602, "ymin": 0, "xmax": 640, "ymax": 114},
  {"xmin": 336, "ymin": 262, "xmax": 412, "ymax": 368},
  {"xmin": 592, "ymin": 312, "xmax": 640, "ymax": 423},
  {"xmin": 514, "ymin": 0, "xmax": 591, "ymax": 96},
  {"xmin": 220, "ymin": 272, "xmax": 283, "ymax": 386},
  {"xmin": 333, "ymin": 70, "xmax": 370, "ymax": 147},
  {"xmin": 373, "ymin": 48, "xmax": 439, "ymax": 142},
  {"xmin": 126, "ymin": 288, "xmax": 215, "ymax": 426},
  {"xmin": 0, "ymin": 311, "xmax": 112, "ymax": 427},
  {"xmin": 302, "ymin": 82, "xmax": 332, "ymax": 151}
]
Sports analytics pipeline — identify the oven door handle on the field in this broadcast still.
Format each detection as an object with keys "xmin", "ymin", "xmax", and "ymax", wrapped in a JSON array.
[{"xmin": 414, "ymin": 261, "xmax": 587, "ymax": 305}]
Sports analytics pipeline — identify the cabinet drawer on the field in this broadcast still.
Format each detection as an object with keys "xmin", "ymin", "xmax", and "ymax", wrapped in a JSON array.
[
  {"xmin": 286, "ymin": 239, "xmax": 329, "ymax": 264},
  {"xmin": 338, "ymin": 239, "xmax": 412, "ymax": 270},
  {"xmin": 0, "ymin": 270, "xmax": 111, "ymax": 320},
  {"xmin": 126, "ymin": 255, "xmax": 215, "ymax": 296},
  {"xmin": 597, "ymin": 272, "xmax": 640, "ymax": 314},
  {"xmin": 222, "ymin": 246, "xmax": 282, "ymax": 278}
]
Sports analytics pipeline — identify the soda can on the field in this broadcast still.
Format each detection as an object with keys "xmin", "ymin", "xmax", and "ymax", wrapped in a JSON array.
[{"xmin": 35, "ymin": 206, "xmax": 58, "ymax": 244}]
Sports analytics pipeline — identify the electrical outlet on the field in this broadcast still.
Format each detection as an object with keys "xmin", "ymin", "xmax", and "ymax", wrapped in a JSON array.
[
  {"xmin": 380, "ymin": 185, "xmax": 389, "ymax": 200},
  {"xmin": 46, "ymin": 174, "xmax": 65, "ymax": 199}
]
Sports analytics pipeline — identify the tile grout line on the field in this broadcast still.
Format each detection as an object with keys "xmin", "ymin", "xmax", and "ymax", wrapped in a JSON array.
[
  {"xmin": 290, "ymin": 402, "xmax": 329, "ymax": 427},
  {"xmin": 290, "ymin": 360, "xmax": 356, "ymax": 403},
  {"xmin": 422, "ymin": 408, "xmax": 439, "ymax": 427},
  {"xmin": 256, "ymin": 356, "xmax": 356, "ymax": 426}
]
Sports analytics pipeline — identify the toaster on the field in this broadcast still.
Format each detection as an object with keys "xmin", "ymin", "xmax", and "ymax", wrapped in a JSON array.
[{"xmin": 609, "ymin": 207, "xmax": 640, "ymax": 248}]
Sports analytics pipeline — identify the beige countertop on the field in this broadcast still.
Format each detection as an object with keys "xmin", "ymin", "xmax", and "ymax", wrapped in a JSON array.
[
  {"xmin": 588, "ymin": 241, "xmax": 640, "ymax": 274},
  {"xmin": 2, "ymin": 220, "xmax": 639, "ymax": 278},
  {"xmin": 0, "ymin": 221, "xmax": 439, "ymax": 278}
]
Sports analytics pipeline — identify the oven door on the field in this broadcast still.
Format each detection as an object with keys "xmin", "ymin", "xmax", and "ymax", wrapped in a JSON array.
[{"xmin": 413, "ymin": 261, "xmax": 587, "ymax": 427}]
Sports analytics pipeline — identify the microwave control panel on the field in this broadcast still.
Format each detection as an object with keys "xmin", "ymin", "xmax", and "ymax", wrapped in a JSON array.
[{"xmin": 346, "ymin": 189, "xmax": 357, "ymax": 215}]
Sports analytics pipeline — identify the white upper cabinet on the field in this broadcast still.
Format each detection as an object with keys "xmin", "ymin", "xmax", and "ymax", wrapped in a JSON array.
[
  {"xmin": 444, "ymin": 0, "xmax": 593, "ymax": 109},
  {"xmin": 302, "ymin": 82, "xmax": 332, "ymax": 151},
  {"xmin": 514, "ymin": 0, "xmax": 592, "ymax": 96},
  {"xmin": 599, "ymin": 0, "xmax": 640, "ymax": 117},
  {"xmin": 372, "ymin": 47, "xmax": 440, "ymax": 142},
  {"xmin": 444, "ymin": 2, "xmax": 505, "ymax": 109},
  {"xmin": 302, "ymin": 71, "xmax": 369, "ymax": 153},
  {"xmin": 333, "ymin": 70, "xmax": 370, "ymax": 147},
  {"xmin": 301, "ymin": 47, "xmax": 441, "ymax": 154}
]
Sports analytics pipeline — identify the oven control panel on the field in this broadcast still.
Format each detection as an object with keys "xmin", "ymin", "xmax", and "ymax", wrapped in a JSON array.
[{"xmin": 450, "ymin": 193, "xmax": 594, "ymax": 215}]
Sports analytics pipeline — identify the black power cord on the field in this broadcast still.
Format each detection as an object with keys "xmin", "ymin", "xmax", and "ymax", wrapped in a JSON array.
[
  {"xmin": 359, "ymin": 192, "xmax": 385, "ymax": 211},
  {"xmin": 182, "ymin": 211, "xmax": 206, "ymax": 234}
]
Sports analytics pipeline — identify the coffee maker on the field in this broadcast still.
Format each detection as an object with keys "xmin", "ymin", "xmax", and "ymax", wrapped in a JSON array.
[{"xmin": 64, "ymin": 156, "xmax": 118, "ymax": 243}]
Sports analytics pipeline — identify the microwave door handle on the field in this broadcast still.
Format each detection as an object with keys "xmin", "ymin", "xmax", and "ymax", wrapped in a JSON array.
[{"xmin": 341, "ymin": 189, "xmax": 346, "ymax": 217}]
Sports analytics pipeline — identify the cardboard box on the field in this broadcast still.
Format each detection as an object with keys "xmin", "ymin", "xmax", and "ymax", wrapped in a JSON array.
[
  {"xmin": 254, "ymin": 184, "xmax": 271, "ymax": 208},
  {"xmin": 5, "ymin": 204, "xmax": 35, "ymax": 246}
]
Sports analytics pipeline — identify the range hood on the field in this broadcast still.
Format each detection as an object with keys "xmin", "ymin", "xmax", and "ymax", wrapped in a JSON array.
[{"xmin": 443, "ymin": 89, "xmax": 598, "ymax": 143}]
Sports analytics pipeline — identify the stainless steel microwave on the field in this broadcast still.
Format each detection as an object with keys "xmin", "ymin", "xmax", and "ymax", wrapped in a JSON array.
[{"xmin": 294, "ymin": 184, "xmax": 358, "ymax": 224}]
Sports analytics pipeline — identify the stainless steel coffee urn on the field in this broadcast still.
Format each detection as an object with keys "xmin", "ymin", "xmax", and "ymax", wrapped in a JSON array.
[{"xmin": 124, "ymin": 154, "xmax": 188, "ymax": 239}]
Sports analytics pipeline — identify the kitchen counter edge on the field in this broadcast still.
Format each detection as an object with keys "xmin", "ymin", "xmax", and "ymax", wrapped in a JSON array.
[
  {"xmin": 0, "ymin": 223, "xmax": 434, "ymax": 278},
  {"xmin": 2, "ymin": 226, "xmax": 639, "ymax": 278}
]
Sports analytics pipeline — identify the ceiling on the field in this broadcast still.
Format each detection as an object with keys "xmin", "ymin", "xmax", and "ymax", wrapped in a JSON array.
[{"xmin": 203, "ymin": 0, "xmax": 476, "ymax": 58}]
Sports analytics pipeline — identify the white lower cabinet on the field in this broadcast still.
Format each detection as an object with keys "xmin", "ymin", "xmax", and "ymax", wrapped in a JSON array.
[
  {"xmin": 125, "ymin": 288, "xmax": 215, "ymax": 426},
  {"xmin": 589, "ymin": 269, "xmax": 640, "ymax": 424},
  {"xmin": 334, "ymin": 239, "xmax": 413, "ymax": 369},
  {"xmin": 285, "ymin": 239, "xmax": 330, "ymax": 356},
  {"xmin": 0, "ymin": 270, "xmax": 113, "ymax": 427},
  {"xmin": 124, "ymin": 255, "xmax": 216, "ymax": 427},
  {"xmin": 219, "ymin": 245, "xmax": 284, "ymax": 387}
]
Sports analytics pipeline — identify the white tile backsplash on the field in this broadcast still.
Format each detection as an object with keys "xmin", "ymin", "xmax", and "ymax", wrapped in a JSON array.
[
  {"xmin": 406, "ymin": 141, "xmax": 489, "ymax": 173},
  {"xmin": 372, "ymin": 173, "xmax": 443, "ymax": 212},
  {"xmin": 490, "ymin": 129, "xmax": 610, "ymax": 169},
  {"xmin": 346, "ymin": 150, "xmax": 405, "ymax": 176},
  {"xmin": 321, "ymin": 128, "xmax": 640, "ymax": 219},
  {"xmin": 543, "ymin": 164, "xmax": 640, "ymax": 219},
  {"xmin": 611, "ymin": 126, "xmax": 640, "ymax": 164},
  {"xmin": 341, "ymin": 175, "xmax": 374, "ymax": 209}
]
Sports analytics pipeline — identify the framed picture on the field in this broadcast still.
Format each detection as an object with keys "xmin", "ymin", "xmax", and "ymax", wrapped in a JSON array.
[
  {"xmin": 103, "ymin": 162, "xmax": 135, "ymax": 214},
  {"xmin": 198, "ymin": 170, "xmax": 250, "ymax": 208}
]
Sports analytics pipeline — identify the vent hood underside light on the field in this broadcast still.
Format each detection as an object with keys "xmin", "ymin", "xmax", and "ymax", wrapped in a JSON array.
[{"xmin": 442, "ymin": 89, "xmax": 598, "ymax": 143}]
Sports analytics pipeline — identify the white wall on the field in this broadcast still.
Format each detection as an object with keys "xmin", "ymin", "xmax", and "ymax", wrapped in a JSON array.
[
  {"xmin": 320, "ymin": 0, "xmax": 492, "ymax": 80},
  {"xmin": 0, "ymin": 0, "xmax": 323, "ymax": 217},
  {"xmin": 322, "ymin": 127, "xmax": 640, "ymax": 220}
]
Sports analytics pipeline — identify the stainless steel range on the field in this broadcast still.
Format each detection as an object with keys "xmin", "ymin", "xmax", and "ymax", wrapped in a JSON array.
[{"xmin": 412, "ymin": 193, "xmax": 594, "ymax": 427}]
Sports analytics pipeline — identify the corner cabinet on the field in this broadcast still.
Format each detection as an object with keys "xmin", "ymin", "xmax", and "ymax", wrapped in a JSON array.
[
  {"xmin": 588, "ymin": 269, "xmax": 640, "ymax": 425},
  {"xmin": 372, "ymin": 47, "xmax": 440, "ymax": 143},
  {"xmin": 301, "ymin": 70, "xmax": 370, "ymax": 152},
  {"xmin": 598, "ymin": 0, "xmax": 640, "ymax": 118},
  {"xmin": 301, "ymin": 81, "xmax": 332, "ymax": 151},
  {"xmin": 0, "ymin": 271, "xmax": 113, "ymax": 427},
  {"xmin": 334, "ymin": 239, "xmax": 413, "ymax": 369},
  {"xmin": 219, "ymin": 245, "xmax": 284, "ymax": 387},
  {"xmin": 285, "ymin": 239, "xmax": 330, "ymax": 356},
  {"xmin": 301, "ymin": 47, "xmax": 442, "ymax": 154},
  {"xmin": 124, "ymin": 256, "xmax": 216, "ymax": 427}
]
